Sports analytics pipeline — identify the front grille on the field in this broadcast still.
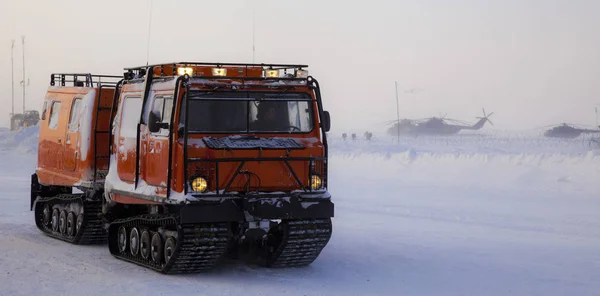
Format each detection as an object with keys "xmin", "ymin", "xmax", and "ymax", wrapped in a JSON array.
[
  {"xmin": 203, "ymin": 136, "xmax": 304, "ymax": 149},
  {"xmin": 186, "ymin": 157, "xmax": 327, "ymax": 195}
]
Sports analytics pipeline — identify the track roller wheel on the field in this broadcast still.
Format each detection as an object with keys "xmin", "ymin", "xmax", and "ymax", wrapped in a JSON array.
[
  {"xmin": 59, "ymin": 210, "xmax": 67, "ymax": 234},
  {"xmin": 51, "ymin": 208, "xmax": 60, "ymax": 232},
  {"xmin": 130, "ymin": 227, "xmax": 140, "ymax": 256},
  {"xmin": 140, "ymin": 229, "xmax": 151, "ymax": 260},
  {"xmin": 66, "ymin": 212, "xmax": 75, "ymax": 236},
  {"xmin": 117, "ymin": 226, "xmax": 127, "ymax": 253},
  {"xmin": 151, "ymin": 232, "xmax": 163, "ymax": 264},
  {"xmin": 42, "ymin": 205, "xmax": 51, "ymax": 226},
  {"xmin": 164, "ymin": 237, "xmax": 176, "ymax": 263},
  {"xmin": 76, "ymin": 213, "xmax": 84, "ymax": 233}
]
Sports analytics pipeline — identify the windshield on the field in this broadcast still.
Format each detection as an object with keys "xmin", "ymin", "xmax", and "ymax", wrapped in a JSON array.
[{"xmin": 179, "ymin": 92, "xmax": 315, "ymax": 133}]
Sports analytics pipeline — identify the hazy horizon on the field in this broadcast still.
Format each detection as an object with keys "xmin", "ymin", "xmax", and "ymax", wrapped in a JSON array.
[{"xmin": 1, "ymin": 0, "xmax": 599, "ymax": 132}]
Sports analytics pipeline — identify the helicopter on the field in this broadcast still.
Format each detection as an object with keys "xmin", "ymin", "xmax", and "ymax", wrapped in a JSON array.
[
  {"xmin": 542, "ymin": 123, "xmax": 600, "ymax": 139},
  {"xmin": 385, "ymin": 108, "xmax": 494, "ymax": 136}
]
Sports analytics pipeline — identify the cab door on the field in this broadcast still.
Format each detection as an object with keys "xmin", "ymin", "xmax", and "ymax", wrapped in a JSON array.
[
  {"xmin": 42, "ymin": 99, "xmax": 66, "ymax": 172},
  {"xmin": 116, "ymin": 96, "xmax": 143, "ymax": 183},
  {"xmin": 64, "ymin": 97, "xmax": 83, "ymax": 172},
  {"xmin": 142, "ymin": 95, "xmax": 173, "ymax": 195}
]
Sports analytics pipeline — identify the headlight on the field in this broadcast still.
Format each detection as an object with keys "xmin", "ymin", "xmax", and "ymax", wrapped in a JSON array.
[
  {"xmin": 310, "ymin": 175, "xmax": 323, "ymax": 190},
  {"xmin": 191, "ymin": 177, "xmax": 208, "ymax": 192}
]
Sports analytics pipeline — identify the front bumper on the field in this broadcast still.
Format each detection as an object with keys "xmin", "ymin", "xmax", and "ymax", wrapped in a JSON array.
[
  {"xmin": 179, "ymin": 194, "xmax": 334, "ymax": 224},
  {"xmin": 243, "ymin": 196, "xmax": 334, "ymax": 220}
]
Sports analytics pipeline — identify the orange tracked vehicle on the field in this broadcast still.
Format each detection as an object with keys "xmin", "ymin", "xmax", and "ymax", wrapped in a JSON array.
[{"xmin": 31, "ymin": 62, "xmax": 334, "ymax": 273}]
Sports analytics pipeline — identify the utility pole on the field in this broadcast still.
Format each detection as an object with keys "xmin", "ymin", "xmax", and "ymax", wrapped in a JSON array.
[
  {"xmin": 146, "ymin": 0, "xmax": 153, "ymax": 66},
  {"xmin": 21, "ymin": 35, "xmax": 26, "ymax": 113},
  {"xmin": 395, "ymin": 81, "xmax": 400, "ymax": 143},
  {"xmin": 252, "ymin": 9, "xmax": 256, "ymax": 63},
  {"xmin": 11, "ymin": 40, "xmax": 15, "ymax": 117}
]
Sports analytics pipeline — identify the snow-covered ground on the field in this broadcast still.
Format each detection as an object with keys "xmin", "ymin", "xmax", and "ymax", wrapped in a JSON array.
[{"xmin": 1, "ymin": 126, "xmax": 599, "ymax": 295}]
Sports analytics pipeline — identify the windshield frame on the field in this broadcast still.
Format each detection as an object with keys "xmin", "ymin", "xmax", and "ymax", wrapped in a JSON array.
[{"xmin": 179, "ymin": 90, "xmax": 317, "ymax": 135}]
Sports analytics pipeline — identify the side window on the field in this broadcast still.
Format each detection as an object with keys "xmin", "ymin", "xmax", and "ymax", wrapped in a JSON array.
[
  {"xmin": 151, "ymin": 96, "xmax": 174, "ymax": 123},
  {"xmin": 41, "ymin": 101, "xmax": 49, "ymax": 120},
  {"xmin": 150, "ymin": 96, "xmax": 173, "ymax": 135},
  {"xmin": 48, "ymin": 101, "xmax": 61, "ymax": 130},
  {"xmin": 151, "ymin": 97, "xmax": 164, "ymax": 120},
  {"xmin": 120, "ymin": 97, "xmax": 143, "ymax": 138},
  {"xmin": 288, "ymin": 101, "xmax": 312, "ymax": 131},
  {"xmin": 68, "ymin": 99, "xmax": 83, "ymax": 132},
  {"xmin": 163, "ymin": 97, "xmax": 173, "ymax": 123}
]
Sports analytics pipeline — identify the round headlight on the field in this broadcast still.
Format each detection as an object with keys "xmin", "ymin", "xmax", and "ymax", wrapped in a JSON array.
[
  {"xmin": 310, "ymin": 175, "xmax": 323, "ymax": 190},
  {"xmin": 191, "ymin": 177, "xmax": 208, "ymax": 192}
]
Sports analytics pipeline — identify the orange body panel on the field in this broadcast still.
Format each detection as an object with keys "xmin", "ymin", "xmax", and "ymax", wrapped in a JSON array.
[
  {"xmin": 105, "ymin": 71, "xmax": 325, "ymax": 204},
  {"xmin": 173, "ymin": 137, "xmax": 323, "ymax": 194},
  {"xmin": 36, "ymin": 86, "xmax": 115, "ymax": 188},
  {"xmin": 111, "ymin": 193, "xmax": 161, "ymax": 205}
]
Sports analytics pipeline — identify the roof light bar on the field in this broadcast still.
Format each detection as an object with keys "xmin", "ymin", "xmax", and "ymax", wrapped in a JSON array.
[
  {"xmin": 295, "ymin": 69, "xmax": 308, "ymax": 78},
  {"xmin": 212, "ymin": 67, "xmax": 227, "ymax": 76},
  {"xmin": 264, "ymin": 69, "xmax": 280, "ymax": 78},
  {"xmin": 177, "ymin": 67, "xmax": 194, "ymax": 76}
]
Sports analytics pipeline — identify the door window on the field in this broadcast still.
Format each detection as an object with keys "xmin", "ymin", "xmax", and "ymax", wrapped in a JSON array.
[
  {"xmin": 41, "ymin": 101, "xmax": 49, "ymax": 120},
  {"xmin": 68, "ymin": 99, "xmax": 83, "ymax": 132},
  {"xmin": 120, "ymin": 97, "xmax": 143, "ymax": 138},
  {"xmin": 150, "ymin": 96, "xmax": 173, "ymax": 135},
  {"xmin": 48, "ymin": 101, "xmax": 61, "ymax": 130}
]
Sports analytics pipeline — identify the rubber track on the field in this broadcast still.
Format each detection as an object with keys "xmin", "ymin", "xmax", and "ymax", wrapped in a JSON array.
[
  {"xmin": 266, "ymin": 218, "xmax": 332, "ymax": 267},
  {"xmin": 34, "ymin": 194, "xmax": 107, "ymax": 245},
  {"xmin": 108, "ymin": 215, "xmax": 230, "ymax": 274}
]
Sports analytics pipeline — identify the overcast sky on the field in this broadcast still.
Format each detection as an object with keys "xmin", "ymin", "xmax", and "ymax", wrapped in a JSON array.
[{"xmin": 1, "ymin": 0, "xmax": 599, "ymax": 132}]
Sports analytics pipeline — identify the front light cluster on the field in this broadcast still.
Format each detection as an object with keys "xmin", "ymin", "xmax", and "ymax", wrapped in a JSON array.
[
  {"xmin": 310, "ymin": 175, "xmax": 324, "ymax": 190},
  {"xmin": 190, "ymin": 177, "xmax": 208, "ymax": 193}
]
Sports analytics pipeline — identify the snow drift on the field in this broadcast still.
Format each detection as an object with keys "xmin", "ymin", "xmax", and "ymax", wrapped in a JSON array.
[
  {"xmin": 1, "ymin": 127, "xmax": 600, "ymax": 295},
  {"xmin": 0, "ymin": 125, "xmax": 40, "ymax": 154}
]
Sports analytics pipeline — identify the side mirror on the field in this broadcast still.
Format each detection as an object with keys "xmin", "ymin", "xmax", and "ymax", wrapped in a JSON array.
[
  {"xmin": 322, "ymin": 111, "xmax": 331, "ymax": 132},
  {"xmin": 148, "ymin": 111, "xmax": 169, "ymax": 133}
]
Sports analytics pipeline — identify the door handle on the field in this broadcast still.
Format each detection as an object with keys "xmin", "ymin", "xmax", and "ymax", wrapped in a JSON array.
[{"xmin": 58, "ymin": 138, "xmax": 62, "ymax": 144}]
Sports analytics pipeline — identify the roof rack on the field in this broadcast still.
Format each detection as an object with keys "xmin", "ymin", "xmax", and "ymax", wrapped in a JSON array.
[
  {"xmin": 124, "ymin": 62, "xmax": 308, "ymax": 72},
  {"xmin": 50, "ymin": 73, "xmax": 122, "ymax": 87},
  {"xmin": 122, "ymin": 62, "xmax": 311, "ymax": 83}
]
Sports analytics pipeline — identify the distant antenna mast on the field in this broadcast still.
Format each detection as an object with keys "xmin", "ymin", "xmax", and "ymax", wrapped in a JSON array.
[
  {"xmin": 252, "ymin": 10, "xmax": 256, "ymax": 63},
  {"xmin": 146, "ymin": 0, "xmax": 153, "ymax": 66},
  {"xmin": 21, "ymin": 35, "xmax": 26, "ymax": 113},
  {"xmin": 395, "ymin": 81, "xmax": 400, "ymax": 143},
  {"xmin": 11, "ymin": 39, "xmax": 15, "ymax": 117}
]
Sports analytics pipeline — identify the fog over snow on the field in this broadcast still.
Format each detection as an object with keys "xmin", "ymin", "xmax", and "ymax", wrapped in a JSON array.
[
  {"xmin": 1, "ymin": 126, "xmax": 599, "ymax": 295},
  {"xmin": 1, "ymin": 0, "xmax": 600, "ymax": 131}
]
